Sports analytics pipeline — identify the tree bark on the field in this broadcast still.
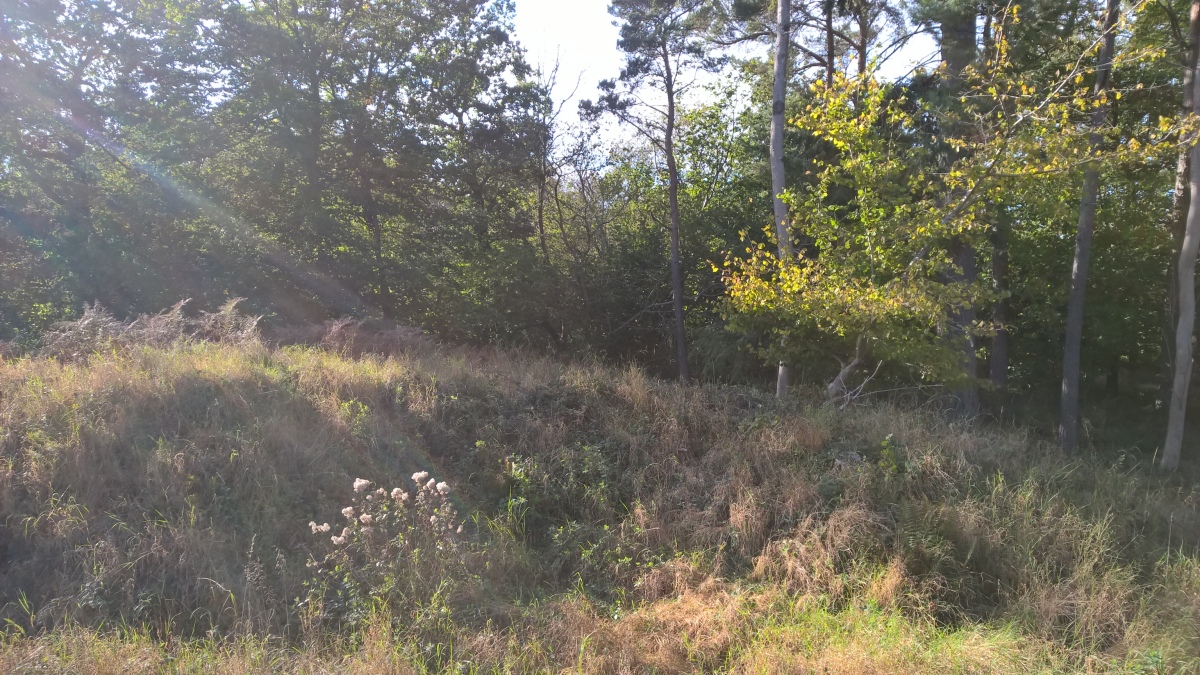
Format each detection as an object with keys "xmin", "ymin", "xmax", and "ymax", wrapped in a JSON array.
[
  {"xmin": 663, "ymin": 40, "xmax": 691, "ymax": 384},
  {"xmin": 949, "ymin": 239, "xmax": 980, "ymax": 416},
  {"xmin": 824, "ymin": 0, "xmax": 835, "ymax": 88},
  {"xmin": 1165, "ymin": 1, "xmax": 1200, "ymax": 397},
  {"xmin": 938, "ymin": 5, "xmax": 979, "ymax": 417},
  {"xmin": 1165, "ymin": 137, "xmax": 1200, "ymax": 470},
  {"xmin": 773, "ymin": 0, "xmax": 794, "ymax": 398},
  {"xmin": 1163, "ymin": 0, "xmax": 1200, "ymax": 471},
  {"xmin": 1059, "ymin": 0, "xmax": 1119, "ymax": 454}
]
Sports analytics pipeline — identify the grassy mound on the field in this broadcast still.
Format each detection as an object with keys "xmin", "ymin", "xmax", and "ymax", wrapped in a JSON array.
[{"xmin": 1, "ymin": 339, "xmax": 1198, "ymax": 672}]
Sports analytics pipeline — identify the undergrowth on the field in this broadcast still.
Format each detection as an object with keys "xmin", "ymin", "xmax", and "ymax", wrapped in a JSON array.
[{"xmin": 0, "ymin": 315, "xmax": 1199, "ymax": 672}]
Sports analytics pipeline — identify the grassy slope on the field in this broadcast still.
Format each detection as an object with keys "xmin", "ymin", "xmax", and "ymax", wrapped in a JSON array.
[{"xmin": 0, "ymin": 341, "xmax": 1198, "ymax": 673}]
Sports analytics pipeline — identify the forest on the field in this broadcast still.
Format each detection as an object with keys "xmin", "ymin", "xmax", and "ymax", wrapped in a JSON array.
[
  {"xmin": 5, "ymin": 0, "xmax": 1200, "ymax": 672},
  {"xmin": 6, "ymin": 0, "xmax": 1199, "ymax": 448}
]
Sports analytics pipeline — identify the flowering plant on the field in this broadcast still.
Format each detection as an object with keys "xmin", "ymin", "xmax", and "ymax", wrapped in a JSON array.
[{"xmin": 299, "ymin": 473, "xmax": 475, "ymax": 633}]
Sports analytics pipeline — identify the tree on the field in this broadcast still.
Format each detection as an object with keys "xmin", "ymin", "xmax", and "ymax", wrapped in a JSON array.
[
  {"xmin": 583, "ymin": 0, "xmax": 718, "ymax": 383},
  {"xmin": 1164, "ymin": 0, "xmax": 1200, "ymax": 471},
  {"xmin": 1059, "ymin": 0, "xmax": 1120, "ymax": 454},
  {"xmin": 772, "ymin": 0, "xmax": 796, "ymax": 398}
]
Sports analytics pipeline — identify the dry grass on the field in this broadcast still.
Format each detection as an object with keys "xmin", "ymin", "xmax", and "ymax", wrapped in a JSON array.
[{"xmin": 1, "ymin": 322, "xmax": 1199, "ymax": 671}]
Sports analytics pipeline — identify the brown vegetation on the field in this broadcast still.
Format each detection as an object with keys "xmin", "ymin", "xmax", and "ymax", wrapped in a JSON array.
[{"xmin": 0, "ymin": 315, "xmax": 1198, "ymax": 671}]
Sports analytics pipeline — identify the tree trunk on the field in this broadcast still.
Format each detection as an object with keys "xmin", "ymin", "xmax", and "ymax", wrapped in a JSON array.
[
  {"xmin": 1059, "ymin": 0, "xmax": 1120, "ymax": 454},
  {"xmin": 990, "ymin": 220, "xmax": 1010, "ymax": 389},
  {"xmin": 1163, "ymin": 0, "xmax": 1200, "ymax": 471},
  {"xmin": 663, "ymin": 42, "xmax": 691, "ymax": 384},
  {"xmin": 824, "ymin": 0, "xmax": 835, "ymax": 88},
  {"xmin": 1165, "ymin": 139, "xmax": 1200, "ymax": 470},
  {"xmin": 773, "ymin": 0, "xmax": 794, "ymax": 398},
  {"xmin": 938, "ymin": 5, "xmax": 979, "ymax": 417},
  {"xmin": 1165, "ymin": 1, "xmax": 1200, "ymax": 398},
  {"xmin": 949, "ymin": 239, "xmax": 980, "ymax": 416},
  {"xmin": 938, "ymin": 8, "xmax": 977, "ymax": 87}
]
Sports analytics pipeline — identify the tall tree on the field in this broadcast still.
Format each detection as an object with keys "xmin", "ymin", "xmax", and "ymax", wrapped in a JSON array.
[
  {"xmin": 584, "ymin": 0, "xmax": 717, "ymax": 383},
  {"xmin": 773, "ymin": 0, "xmax": 795, "ymax": 398},
  {"xmin": 1059, "ymin": 0, "xmax": 1120, "ymax": 454},
  {"xmin": 1163, "ymin": 0, "xmax": 1200, "ymax": 470},
  {"xmin": 1164, "ymin": 0, "xmax": 1200, "ymax": 398},
  {"xmin": 926, "ymin": 0, "xmax": 981, "ymax": 416}
]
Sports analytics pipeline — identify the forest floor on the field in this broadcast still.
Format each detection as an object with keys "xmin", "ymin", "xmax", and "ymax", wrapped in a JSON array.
[{"xmin": 1, "ymin": 334, "xmax": 1199, "ymax": 673}]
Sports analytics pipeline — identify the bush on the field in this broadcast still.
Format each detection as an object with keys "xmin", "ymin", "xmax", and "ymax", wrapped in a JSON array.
[{"xmin": 38, "ymin": 299, "xmax": 258, "ymax": 361}]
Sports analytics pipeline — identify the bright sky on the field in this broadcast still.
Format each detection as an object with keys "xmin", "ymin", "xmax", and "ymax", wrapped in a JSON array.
[
  {"xmin": 511, "ymin": 0, "xmax": 939, "ymax": 105},
  {"xmin": 512, "ymin": 0, "xmax": 623, "ymax": 105}
]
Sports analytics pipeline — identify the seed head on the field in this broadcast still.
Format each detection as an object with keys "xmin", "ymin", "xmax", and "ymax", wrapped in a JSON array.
[
  {"xmin": 353, "ymin": 478, "xmax": 372, "ymax": 493},
  {"xmin": 436, "ymin": 481, "xmax": 451, "ymax": 495}
]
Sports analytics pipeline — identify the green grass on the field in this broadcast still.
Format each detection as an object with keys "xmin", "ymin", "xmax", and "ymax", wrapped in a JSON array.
[{"xmin": 0, "ymin": 336, "xmax": 1198, "ymax": 672}]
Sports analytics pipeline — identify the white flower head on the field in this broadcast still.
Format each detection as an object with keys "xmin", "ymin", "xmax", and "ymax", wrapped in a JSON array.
[
  {"xmin": 342, "ymin": 527, "xmax": 352, "ymax": 537},
  {"xmin": 436, "ymin": 481, "xmax": 450, "ymax": 496},
  {"xmin": 412, "ymin": 471, "xmax": 430, "ymax": 484},
  {"xmin": 426, "ymin": 478, "xmax": 437, "ymax": 491},
  {"xmin": 342, "ymin": 506, "xmax": 355, "ymax": 519},
  {"xmin": 391, "ymin": 487, "xmax": 408, "ymax": 502},
  {"xmin": 331, "ymin": 535, "xmax": 346, "ymax": 546},
  {"xmin": 318, "ymin": 523, "xmax": 331, "ymax": 533},
  {"xmin": 373, "ymin": 488, "xmax": 386, "ymax": 498},
  {"xmin": 353, "ymin": 478, "xmax": 372, "ymax": 493},
  {"xmin": 309, "ymin": 521, "xmax": 318, "ymax": 533},
  {"xmin": 359, "ymin": 513, "xmax": 372, "ymax": 525}
]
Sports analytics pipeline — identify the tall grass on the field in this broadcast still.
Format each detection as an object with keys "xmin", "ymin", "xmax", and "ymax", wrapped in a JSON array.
[{"xmin": 1, "ymin": 321, "xmax": 1199, "ymax": 672}]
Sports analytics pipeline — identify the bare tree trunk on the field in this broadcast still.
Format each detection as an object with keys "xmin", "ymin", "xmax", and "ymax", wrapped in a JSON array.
[
  {"xmin": 1163, "ymin": 0, "xmax": 1200, "ymax": 471},
  {"xmin": 663, "ymin": 42, "xmax": 690, "ymax": 384},
  {"xmin": 1165, "ymin": 2, "xmax": 1200, "ymax": 398},
  {"xmin": 824, "ymin": 0, "xmax": 835, "ymax": 88},
  {"xmin": 773, "ymin": 0, "xmax": 794, "ymax": 398},
  {"xmin": 1165, "ymin": 139, "xmax": 1200, "ymax": 470},
  {"xmin": 1059, "ymin": 0, "xmax": 1120, "ymax": 454}
]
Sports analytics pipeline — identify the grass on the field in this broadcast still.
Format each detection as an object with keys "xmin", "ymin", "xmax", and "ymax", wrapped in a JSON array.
[{"xmin": 1, "ymin": 329, "xmax": 1199, "ymax": 672}]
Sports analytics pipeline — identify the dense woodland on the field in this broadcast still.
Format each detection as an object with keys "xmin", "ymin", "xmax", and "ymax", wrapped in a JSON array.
[
  {"xmin": 4, "ymin": 0, "xmax": 1200, "ymax": 462},
  {"xmin": 13, "ymin": 2, "xmax": 1200, "ymax": 670}
]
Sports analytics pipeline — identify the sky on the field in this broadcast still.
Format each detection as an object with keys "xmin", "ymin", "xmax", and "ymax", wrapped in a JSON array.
[
  {"xmin": 511, "ymin": 0, "xmax": 939, "ymax": 105},
  {"xmin": 512, "ymin": 0, "xmax": 623, "ymax": 105}
]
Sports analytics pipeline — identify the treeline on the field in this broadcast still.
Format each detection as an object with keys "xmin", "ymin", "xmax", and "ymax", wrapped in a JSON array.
[{"xmin": 1, "ymin": 0, "xmax": 1198, "ymax": 460}]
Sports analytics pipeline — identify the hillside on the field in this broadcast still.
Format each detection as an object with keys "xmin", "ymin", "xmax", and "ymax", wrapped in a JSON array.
[{"xmin": 1, "ymin": 329, "xmax": 1199, "ymax": 673}]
